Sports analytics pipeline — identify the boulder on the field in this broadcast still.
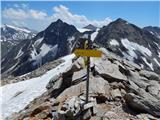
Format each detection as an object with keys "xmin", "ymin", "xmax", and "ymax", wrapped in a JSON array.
[
  {"xmin": 129, "ymin": 71, "xmax": 150, "ymax": 89},
  {"xmin": 57, "ymin": 96, "xmax": 80, "ymax": 120},
  {"xmin": 110, "ymin": 89, "xmax": 122, "ymax": 100},
  {"xmin": 56, "ymin": 76, "xmax": 110, "ymax": 102},
  {"xmin": 46, "ymin": 74, "xmax": 63, "ymax": 90},
  {"xmin": 146, "ymin": 84, "xmax": 160, "ymax": 98},
  {"xmin": 72, "ymin": 68, "xmax": 87, "ymax": 84},
  {"xmin": 124, "ymin": 92, "xmax": 160, "ymax": 117},
  {"xmin": 56, "ymin": 95, "xmax": 97, "ymax": 120},
  {"xmin": 94, "ymin": 57, "xmax": 128, "ymax": 82},
  {"xmin": 139, "ymin": 70, "xmax": 160, "ymax": 81}
]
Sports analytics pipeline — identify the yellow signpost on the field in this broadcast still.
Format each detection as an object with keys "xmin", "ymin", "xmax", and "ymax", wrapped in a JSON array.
[
  {"xmin": 74, "ymin": 40, "xmax": 102, "ymax": 104},
  {"xmin": 74, "ymin": 49, "xmax": 102, "ymax": 57}
]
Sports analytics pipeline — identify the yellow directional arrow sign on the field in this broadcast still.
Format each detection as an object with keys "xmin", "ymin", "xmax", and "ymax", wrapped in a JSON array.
[{"xmin": 74, "ymin": 49, "xmax": 102, "ymax": 57}]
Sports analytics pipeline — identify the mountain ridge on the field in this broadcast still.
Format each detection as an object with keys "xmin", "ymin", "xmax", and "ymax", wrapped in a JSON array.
[{"xmin": 1, "ymin": 18, "xmax": 160, "ymax": 78}]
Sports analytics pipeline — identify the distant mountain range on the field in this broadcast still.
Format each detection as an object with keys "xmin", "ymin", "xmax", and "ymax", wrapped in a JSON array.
[
  {"xmin": 1, "ymin": 24, "xmax": 37, "ymax": 57},
  {"xmin": 1, "ymin": 18, "xmax": 160, "ymax": 77}
]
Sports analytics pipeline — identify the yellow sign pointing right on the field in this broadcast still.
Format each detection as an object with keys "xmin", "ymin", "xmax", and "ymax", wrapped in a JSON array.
[{"xmin": 74, "ymin": 49, "xmax": 102, "ymax": 57}]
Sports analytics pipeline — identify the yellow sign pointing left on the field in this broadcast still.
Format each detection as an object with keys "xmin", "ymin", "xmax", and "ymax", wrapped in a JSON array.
[{"xmin": 74, "ymin": 49, "xmax": 102, "ymax": 57}]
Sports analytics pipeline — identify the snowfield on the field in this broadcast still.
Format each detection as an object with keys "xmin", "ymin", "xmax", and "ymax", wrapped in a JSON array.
[
  {"xmin": 91, "ymin": 29, "xmax": 99, "ymax": 41},
  {"xmin": 0, "ymin": 54, "xmax": 75, "ymax": 120},
  {"xmin": 121, "ymin": 38, "xmax": 152, "ymax": 57},
  {"xmin": 110, "ymin": 39, "xmax": 119, "ymax": 46},
  {"xmin": 77, "ymin": 28, "xmax": 91, "ymax": 33}
]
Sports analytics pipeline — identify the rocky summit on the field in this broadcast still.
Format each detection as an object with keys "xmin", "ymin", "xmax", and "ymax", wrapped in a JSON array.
[{"xmin": 3, "ymin": 48, "xmax": 160, "ymax": 120}]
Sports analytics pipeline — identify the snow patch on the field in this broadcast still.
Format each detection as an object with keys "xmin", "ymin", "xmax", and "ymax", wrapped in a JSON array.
[
  {"xmin": 142, "ymin": 57, "xmax": 154, "ymax": 71},
  {"xmin": 153, "ymin": 58, "xmax": 160, "ymax": 66},
  {"xmin": 68, "ymin": 36, "xmax": 75, "ymax": 43},
  {"xmin": 122, "ymin": 52, "xmax": 137, "ymax": 61},
  {"xmin": 158, "ymin": 52, "xmax": 160, "ymax": 58},
  {"xmin": 15, "ymin": 48, "xmax": 24, "ymax": 59},
  {"xmin": 0, "ymin": 54, "xmax": 75, "ymax": 119},
  {"xmin": 91, "ymin": 29, "xmax": 99, "ymax": 41},
  {"xmin": 110, "ymin": 39, "xmax": 119, "ymax": 46},
  {"xmin": 150, "ymin": 31, "xmax": 154, "ymax": 35},
  {"xmin": 30, "ymin": 44, "xmax": 58, "ymax": 66},
  {"xmin": 121, "ymin": 38, "xmax": 152, "ymax": 57},
  {"xmin": 81, "ymin": 34, "xmax": 89, "ymax": 39},
  {"xmin": 140, "ymin": 64, "xmax": 144, "ymax": 69},
  {"xmin": 154, "ymin": 42, "xmax": 160, "ymax": 50},
  {"xmin": 77, "ymin": 28, "xmax": 91, "ymax": 33},
  {"xmin": 40, "ymin": 44, "xmax": 53, "ymax": 56},
  {"xmin": 8, "ymin": 63, "xmax": 18, "ymax": 71},
  {"xmin": 30, "ymin": 46, "xmax": 38, "ymax": 60},
  {"xmin": 38, "ymin": 44, "xmax": 58, "ymax": 58},
  {"xmin": 34, "ymin": 37, "xmax": 43, "ymax": 47}
]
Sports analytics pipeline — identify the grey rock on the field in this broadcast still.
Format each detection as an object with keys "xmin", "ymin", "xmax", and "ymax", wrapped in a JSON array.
[
  {"xmin": 110, "ymin": 89, "xmax": 122, "ymax": 100},
  {"xmin": 56, "ymin": 76, "xmax": 110, "ymax": 102},
  {"xmin": 95, "ymin": 57, "xmax": 128, "ymax": 82},
  {"xmin": 46, "ymin": 74, "xmax": 63, "ymax": 90},
  {"xmin": 72, "ymin": 68, "xmax": 87, "ymax": 83},
  {"xmin": 146, "ymin": 84, "xmax": 160, "ymax": 99},
  {"xmin": 139, "ymin": 70, "xmax": 160, "ymax": 81},
  {"xmin": 125, "ymin": 93, "xmax": 160, "ymax": 117}
]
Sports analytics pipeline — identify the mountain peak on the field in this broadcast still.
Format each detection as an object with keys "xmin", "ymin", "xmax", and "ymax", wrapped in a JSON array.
[
  {"xmin": 84, "ymin": 24, "xmax": 97, "ymax": 31},
  {"xmin": 56, "ymin": 19, "xmax": 63, "ymax": 24},
  {"xmin": 114, "ymin": 18, "xmax": 128, "ymax": 24}
]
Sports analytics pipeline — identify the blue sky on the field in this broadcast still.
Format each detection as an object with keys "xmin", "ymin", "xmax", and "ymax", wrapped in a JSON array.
[{"xmin": 1, "ymin": 1, "xmax": 160, "ymax": 31}]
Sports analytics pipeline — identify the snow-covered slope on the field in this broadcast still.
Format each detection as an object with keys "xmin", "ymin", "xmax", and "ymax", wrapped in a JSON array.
[{"xmin": 0, "ymin": 54, "xmax": 75, "ymax": 119}]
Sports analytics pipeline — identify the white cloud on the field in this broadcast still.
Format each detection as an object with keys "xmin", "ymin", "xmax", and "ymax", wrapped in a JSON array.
[
  {"xmin": 51, "ymin": 5, "xmax": 112, "ymax": 28},
  {"xmin": 2, "ymin": 5, "xmax": 112, "ymax": 30},
  {"xmin": 29, "ymin": 9, "xmax": 47, "ymax": 20},
  {"xmin": 2, "ymin": 8, "xmax": 47, "ymax": 20},
  {"xmin": 3, "ymin": 8, "xmax": 28, "ymax": 20}
]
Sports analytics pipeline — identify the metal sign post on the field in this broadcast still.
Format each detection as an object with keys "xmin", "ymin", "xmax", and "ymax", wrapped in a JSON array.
[
  {"xmin": 86, "ymin": 56, "xmax": 90, "ymax": 103},
  {"xmin": 74, "ymin": 37, "xmax": 102, "ymax": 104},
  {"xmin": 86, "ymin": 39, "xmax": 90, "ymax": 103}
]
